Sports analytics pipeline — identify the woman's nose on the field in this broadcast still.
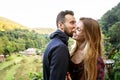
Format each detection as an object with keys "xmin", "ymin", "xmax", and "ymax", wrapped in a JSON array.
[{"xmin": 73, "ymin": 29, "xmax": 76, "ymax": 33}]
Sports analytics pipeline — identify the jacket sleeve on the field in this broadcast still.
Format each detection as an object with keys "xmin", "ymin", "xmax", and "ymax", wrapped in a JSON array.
[{"xmin": 49, "ymin": 45, "xmax": 69, "ymax": 80}]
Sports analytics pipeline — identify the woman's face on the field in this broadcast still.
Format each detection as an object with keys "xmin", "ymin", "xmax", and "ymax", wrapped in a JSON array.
[{"xmin": 72, "ymin": 21, "xmax": 85, "ymax": 41}]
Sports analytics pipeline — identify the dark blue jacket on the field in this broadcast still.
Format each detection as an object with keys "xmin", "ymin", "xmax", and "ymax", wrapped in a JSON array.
[{"xmin": 43, "ymin": 29, "xmax": 70, "ymax": 80}]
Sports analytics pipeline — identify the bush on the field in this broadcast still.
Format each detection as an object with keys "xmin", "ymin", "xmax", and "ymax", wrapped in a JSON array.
[
  {"xmin": 5, "ymin": 55, "xmax": 14, "ymax": 61},
  {"xmin": 34, "ymin": 58, "xmax": 39, "ymax": 63},
  {"xmin": 114, "ymin": 72, "xmax": 120, "ymax": 80},
  {"xmin": 29, "ymin": 72, "xmax": 43, "ymax": 80},
  {"xmin": 17, "ymin": 54, "xmax": 22, "ymax": 57},
  {"xmin": 21, "ymin": 58, "xmax": 28, "ymax": 63}
]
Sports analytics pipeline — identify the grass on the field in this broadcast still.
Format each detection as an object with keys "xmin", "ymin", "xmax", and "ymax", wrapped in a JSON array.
[
  {"xmin": 0, "ymin": 54, "xmax": 42, "ymax": 80},
  {"xmin": 0, "ymin": 54, "xmax": 22, "ymax": 70},
  {"xmin": 3, "ymin": 64, "xmax": 20, "ymax": 80}
]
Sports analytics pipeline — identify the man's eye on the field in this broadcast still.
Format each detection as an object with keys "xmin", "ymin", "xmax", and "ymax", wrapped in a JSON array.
[{"xmin": 70, "ymin": 21, "xmax": 76, "ymax": 24}]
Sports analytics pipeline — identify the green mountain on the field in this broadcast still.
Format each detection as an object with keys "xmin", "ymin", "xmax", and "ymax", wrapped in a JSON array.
[
  {"xmin": 99, "ymin": 2, "xmax": 120, "ymax": 34},
  {"xmin": 99, "ymin": 2, "xmax": 120, "ymax": 49}
]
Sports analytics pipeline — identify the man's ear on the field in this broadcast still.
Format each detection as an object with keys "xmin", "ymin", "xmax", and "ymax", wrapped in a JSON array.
[{"xmin": 58, "ymin": 22, "xmax": 64, "ymax": 31}]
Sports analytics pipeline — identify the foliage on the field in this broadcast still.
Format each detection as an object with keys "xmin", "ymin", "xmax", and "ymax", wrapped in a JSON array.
[
  {"xmin": 68, "ymin": 38, "xmax": 75, "ymax": 50},
  {"xmin": 0, "ymin": 55, "xmax": 42, "ymax": 80},
  {"xmin": 113, "ymin": 51, "xmax": 120, "ymax": 68},
  {"xmin": 108, "ymin": 22, "xmax": 120, "ymax": 48},
  {"xmin": 0, "ymin": 38, "xmax": 5, "ymax": 54},
  {"xmin": 99, "ymin": 2, "xmax": 120, "ymax": 34},
  {"xmin": 0, "ymin": 29, "xmax": 50, "ymax": 56},
  {"xmin": 5, "ymin": 55, "xmax": 14, "ymax": 61},
  {"xmin": 99, "ymin": 2, "xmax": 120, "ymax": 52},
  {"xmin": 29, "ymin": 72, "xmax": 43, "ymax": 80},
  {"xmin": 114, "ymin": 70, "xmax": 120, "ymax": 80},
  {"xmin": 98, "ymin": 2, "xmax": 120, "ymax": 79},
  {"xmin": 0, "ymin": 17, "xmax": 26, "ymax": 31}
]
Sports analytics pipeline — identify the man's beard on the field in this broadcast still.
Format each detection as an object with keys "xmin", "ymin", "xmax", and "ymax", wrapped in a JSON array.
[{"xmin": 64, "ymin": 27, "xmax": 73, "ymax": 37}]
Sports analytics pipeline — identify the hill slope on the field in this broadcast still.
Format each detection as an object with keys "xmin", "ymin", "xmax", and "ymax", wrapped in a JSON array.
[
  {"xmin": 32, "ymin": 28, "xmax": 56, "ymax": 34},
  {"xmin": 0, "ymin": 17, "xmax": 27, "ymax": 31},
  {"xmin": 0, "ymin": 17, "xmax": 56, "ymax": 34}
]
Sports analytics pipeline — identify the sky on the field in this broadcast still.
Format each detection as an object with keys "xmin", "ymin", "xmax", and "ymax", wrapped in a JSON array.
[{"xmin": 0, "ymin": 0, "xmax": 120, "ymax": 28}]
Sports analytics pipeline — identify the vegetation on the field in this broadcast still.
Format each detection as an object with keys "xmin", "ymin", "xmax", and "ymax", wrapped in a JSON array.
[
  {"xmin": 0, "ymin": 54, "xmax": 43, "ymax": 80},
  {"xmin": 0, "ymin": 2, "xmax": 120, "ymax": 80},
  {"xmin": 99, "ymin": 2, "xmax": 120, "ymax": 51},
  {"xmin": 98, "ymin": 2, "xmax": 120, "ymax": 80},
  {"xmin": 0, "ymin": 16, "xmax": 55, "ymax": 80},
  {"xmin": 0, "ymin": 17, "xmax": 27, "ymax": 31},
  {"xmin": 0, "ymin": 28, "xmax": 50, "ymax": 56}
]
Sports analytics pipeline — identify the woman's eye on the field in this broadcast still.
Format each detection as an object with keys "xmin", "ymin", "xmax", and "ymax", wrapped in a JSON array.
[{"xmin": 76, "ymin": 27, "xmax": 81, "ymax": 31}]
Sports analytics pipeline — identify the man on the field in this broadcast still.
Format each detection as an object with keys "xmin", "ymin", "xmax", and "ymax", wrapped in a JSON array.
[{"xmin": 43, "ymin": 10, "xmax": 76, "ymax": 80}]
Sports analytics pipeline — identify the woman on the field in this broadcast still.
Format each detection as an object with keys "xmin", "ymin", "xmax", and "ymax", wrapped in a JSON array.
[{"xmin": 69, "ymin": 17, "xmax": 105, "ymax": 80}]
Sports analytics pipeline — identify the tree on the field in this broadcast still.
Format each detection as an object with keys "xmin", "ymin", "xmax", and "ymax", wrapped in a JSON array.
[
  {"xmin": 109, "ymin": 21, "xmax": 120, "ymax": 49},
  {"xmin": 0, "ymin": 38, "xmax": 5, "ymax": 54}
]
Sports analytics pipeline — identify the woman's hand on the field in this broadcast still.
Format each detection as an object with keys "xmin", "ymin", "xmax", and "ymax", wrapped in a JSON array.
[{"xmin": 65, "ymin": 72, "xmax": 72, "ymax": 80}]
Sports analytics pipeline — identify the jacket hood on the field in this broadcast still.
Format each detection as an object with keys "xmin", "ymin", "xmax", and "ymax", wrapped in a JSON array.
[{"xmin": 50, "ymin": 29, "xmax": 69, "ymax": 45}]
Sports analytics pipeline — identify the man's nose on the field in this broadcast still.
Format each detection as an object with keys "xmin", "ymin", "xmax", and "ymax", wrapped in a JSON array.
[
  {"xmin": 72, "ymin": 28, "xmax": 76, "ymax": 33},
  {"xmin": 73, "ymin": 23, "xmax": 76, "ymax": 29}
]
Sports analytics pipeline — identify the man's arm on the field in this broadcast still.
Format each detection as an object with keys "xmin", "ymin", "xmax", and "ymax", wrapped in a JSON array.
[{"xmin": 49, "ymin": 45, "xmax": 69, "ymax": 80}]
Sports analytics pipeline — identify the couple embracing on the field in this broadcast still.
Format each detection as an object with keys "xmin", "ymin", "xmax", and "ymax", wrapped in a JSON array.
[{"xmin": 43, "ymin": 10, "xmax": 105, "ymax": 80}]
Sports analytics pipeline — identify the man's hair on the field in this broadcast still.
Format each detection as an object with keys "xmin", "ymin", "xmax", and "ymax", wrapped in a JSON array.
[{"xmin": 56, "ymin": 10, "xmax": 74, "ymax": 27}]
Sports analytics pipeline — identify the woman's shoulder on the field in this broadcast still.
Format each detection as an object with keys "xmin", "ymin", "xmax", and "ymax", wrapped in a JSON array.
[
  {"xmin": 97, "ymin": 56, "xmax": 104, "ymax": 63},
  {"xmin": 97, "ymin": 57, "xmax": 105, "ymax": 80},
  {"xmin": 97, "ymin": 56, "xmax": 105, "ymax": 68}
]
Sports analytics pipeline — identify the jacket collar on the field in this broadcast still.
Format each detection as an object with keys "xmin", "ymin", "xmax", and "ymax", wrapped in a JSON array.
[{"xmin": 50, "ymin": 29, "xmax": 69, "ymax": 45}]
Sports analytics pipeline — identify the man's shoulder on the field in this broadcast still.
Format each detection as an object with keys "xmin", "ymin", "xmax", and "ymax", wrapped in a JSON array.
[
  {"xmin": 46, "ymin": 39, "xmax": 67, "ymax": 51},
  {"xmin": 49, "ymin": 38, "xmax": 65, "ymax": 45}
]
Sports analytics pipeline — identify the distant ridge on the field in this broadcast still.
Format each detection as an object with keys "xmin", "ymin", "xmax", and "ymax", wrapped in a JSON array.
[
  {"xmin": 0, "ymin": 17, "xmax": 27, "ymax": 31},
  {"xmin": 0, "ymin": 16, "xmax": 56, "ymax": 34},
  {"xmin": 32, "ymin": 28, "xmax": 56, "ymax": 34}
]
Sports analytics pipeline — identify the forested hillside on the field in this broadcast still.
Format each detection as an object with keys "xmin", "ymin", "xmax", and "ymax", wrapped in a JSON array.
[
  {"xmin": 99, "ymin": 2, "xmax": 120, "ymax": 51},
  {"xmin": 0, "ymin": 16, "xmax": 56, "ymax": 57},
  {"xmin": 0, "ymin": 29, "xmax": 50, "ymax": 56},
  {"xmin": 0, "ymin": 17, "xmax": 56, "ymax": 34},
  {"xmin": 0, "ymin": 17, "xmax": 27, "ymax": 31},
  {"xmin": 98, "ymin": 3, "xmax": 120, "ymax": 79}
]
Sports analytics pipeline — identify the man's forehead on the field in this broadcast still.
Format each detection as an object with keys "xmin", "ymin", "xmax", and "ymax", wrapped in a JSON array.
[{"xmin": 65, "ymin": 14, "xmax": 76, "ymax": 21}]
